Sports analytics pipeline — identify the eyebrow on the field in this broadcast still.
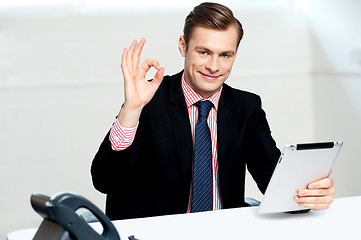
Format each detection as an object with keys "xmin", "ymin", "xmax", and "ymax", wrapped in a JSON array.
[{"xmin": 194, "ymin": 46, "xmax": 236, "ymax": 56}]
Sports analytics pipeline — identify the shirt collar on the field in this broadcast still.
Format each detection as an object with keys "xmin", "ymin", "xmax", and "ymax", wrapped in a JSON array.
[{"xmin": 181, "ymin": 73, "xmax": 222, "ymax": 111}]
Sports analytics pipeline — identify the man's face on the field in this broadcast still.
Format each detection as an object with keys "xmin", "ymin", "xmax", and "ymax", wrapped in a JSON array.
[{"xmin": 179, "ymin": 25, "xmax": 238, "ymax": 98}]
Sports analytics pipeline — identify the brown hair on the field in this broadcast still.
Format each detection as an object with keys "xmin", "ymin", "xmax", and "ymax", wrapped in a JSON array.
[{"xmin": 183, "ymin": 2, "xmax": 244, "ymax": 49}]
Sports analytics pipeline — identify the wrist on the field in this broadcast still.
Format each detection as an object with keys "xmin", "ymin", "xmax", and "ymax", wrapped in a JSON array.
[{"xmin": 117, "ymin": 104, "xmax": 143, "ymax": 128}]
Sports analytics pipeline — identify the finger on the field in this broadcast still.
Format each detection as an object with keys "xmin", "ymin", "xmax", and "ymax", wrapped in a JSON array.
[
  {"xmin": 295, "ymin": 195, "xmax": 334, "ymax": 205},
  {"xmin": 298, "ymin": 185, "xmax": 336, "ymax": 197},
  {"xmin": 139, "ymin": 59, "xmax": 161, "ymax": 76},
  {"xmin": 296, "ymin": 202, "xmax": 331, "ymax": 211},
  {"xmin": 127, "ymin": 40, "xmax": 138, "ymax": 73},
  {"xmin": 121, "ymin": 48, "xmax": 131, "ymax": 81},
  {"xmin": 133, "ymin": 38, "xmax": 146, "ymax": 69},
  {"xmin": 308, "ymin": 177, "xmax": 334, "ymax": 190},
  {"xmin": 151, "ymin": 67, "xmax": 165, "ymax": 87}
]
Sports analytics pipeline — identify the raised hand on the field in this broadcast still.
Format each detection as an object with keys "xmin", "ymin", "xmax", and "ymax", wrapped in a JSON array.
[{"xmin": 118, "ymin": 38, "xmax": 165, "ymax": 127}]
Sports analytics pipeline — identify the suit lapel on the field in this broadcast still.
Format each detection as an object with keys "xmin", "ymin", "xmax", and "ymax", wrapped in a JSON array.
[{"xmin": 166, "ymin": 71, "xmax": 193, "ymax": 190}]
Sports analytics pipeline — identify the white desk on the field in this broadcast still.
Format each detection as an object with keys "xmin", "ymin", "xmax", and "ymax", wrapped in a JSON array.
[{"xmin": 7, "ymin": 196, "xmax": 361, "ymax": 240}]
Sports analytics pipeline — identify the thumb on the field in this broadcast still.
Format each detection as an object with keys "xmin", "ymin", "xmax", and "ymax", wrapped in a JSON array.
[{"xmin": 151, "ymin": 67, "xmax": 165, "ymax": 87}]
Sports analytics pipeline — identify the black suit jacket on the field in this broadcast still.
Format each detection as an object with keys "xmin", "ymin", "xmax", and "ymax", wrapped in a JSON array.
[{"xmin": 91, "ymin": 71, "xmax": 280, "ymax": 220}]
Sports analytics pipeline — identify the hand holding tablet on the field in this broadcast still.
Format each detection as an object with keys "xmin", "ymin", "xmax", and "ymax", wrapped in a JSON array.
[
  {"xmin": 295, "ymin": 170, "xmax": 336, "ymax": 211},
  {"xmin": 258, "ymin": 142, "xmax": 342, "ymax": 214}
]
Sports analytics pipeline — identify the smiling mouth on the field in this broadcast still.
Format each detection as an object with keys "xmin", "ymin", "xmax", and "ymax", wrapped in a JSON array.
[{"xmin": 200, "ymin": 72, "xmax": 220, "ymax": 80}]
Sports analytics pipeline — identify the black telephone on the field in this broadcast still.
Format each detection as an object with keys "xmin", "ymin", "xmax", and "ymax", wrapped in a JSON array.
[{"xmin": 31, "ymin": 192, "xmax": 120, "ymax": 240}]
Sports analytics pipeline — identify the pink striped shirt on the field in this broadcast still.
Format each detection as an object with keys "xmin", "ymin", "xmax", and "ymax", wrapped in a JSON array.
[
  {"xmin": 110, "ymin": 75, "xmax": 223, "ymax": 211},
  {"xmin": 181, "ymin": 76, "xmax": 223, "ymax": 212}
]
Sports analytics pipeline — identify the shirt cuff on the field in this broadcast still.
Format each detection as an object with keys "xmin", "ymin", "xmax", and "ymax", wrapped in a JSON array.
[{"xmin": 109, "ymin": 119, "xmax": 138, "ymax": 151}]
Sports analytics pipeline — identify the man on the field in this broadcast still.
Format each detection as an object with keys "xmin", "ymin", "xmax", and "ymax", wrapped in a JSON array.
[{"xmin": 91, "ymin": 2, "xmax": 335, "ymax": 220}]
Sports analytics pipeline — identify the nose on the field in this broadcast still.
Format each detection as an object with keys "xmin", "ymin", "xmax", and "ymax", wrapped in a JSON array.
[{"xmin": 205, "ymin": 56, "xmax": 219, "ymax": 73}]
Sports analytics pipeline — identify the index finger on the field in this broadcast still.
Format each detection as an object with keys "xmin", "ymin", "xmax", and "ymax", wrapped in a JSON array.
[
  {"xmin": 139, "ymin": 59, "xmax": 161, "ymax": 76},
  {"xmin": 308, "ymin": 177, "xmax": 334, "ymax": 190}
]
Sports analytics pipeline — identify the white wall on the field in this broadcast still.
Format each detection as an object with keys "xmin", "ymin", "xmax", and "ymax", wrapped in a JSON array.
[
  {"xmin": 304, "ymin": 0, "xmax": 361, "ymax": 197},
  {"xmin": 1, "ymin": 1, "xmax": 360, "ymax": 237}
]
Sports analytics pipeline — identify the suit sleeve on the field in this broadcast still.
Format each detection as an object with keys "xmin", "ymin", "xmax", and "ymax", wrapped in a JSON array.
[
  {"xmin": 91, "ymin": 129, "xmax": 133, "ymax": 194},
  {"xmin": 91, "ymin": 106, "xmax": 149, "ymax": 194},
  {"xmin": 246, "ymin": 96, "xmax": 281, "ymax": 193}
]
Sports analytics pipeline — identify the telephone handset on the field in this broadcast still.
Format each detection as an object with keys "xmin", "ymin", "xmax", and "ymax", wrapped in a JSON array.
[{"xmin": 31, "ymin": 192, "xmax": 120, "ymax": 240}]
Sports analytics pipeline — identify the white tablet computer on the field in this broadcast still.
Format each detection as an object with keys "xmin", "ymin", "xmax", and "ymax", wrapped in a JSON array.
[{"xmin": 258, "ymin": 141, "xmax": 343, "ymax": 214}]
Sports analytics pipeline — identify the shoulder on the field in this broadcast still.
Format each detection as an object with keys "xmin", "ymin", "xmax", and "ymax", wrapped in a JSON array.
[
  {"xmin": 221, "ymin": 83, "xmax": 262, "ymax": 111},
  {"xmin": 223, "ymin": 83, "xmax": 260, "ymax": 99}
]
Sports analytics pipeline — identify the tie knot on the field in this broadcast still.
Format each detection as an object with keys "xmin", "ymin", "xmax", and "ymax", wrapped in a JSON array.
[{"xmin": 196, "ymin": 100, "xmax": 213, "ymax": 118}]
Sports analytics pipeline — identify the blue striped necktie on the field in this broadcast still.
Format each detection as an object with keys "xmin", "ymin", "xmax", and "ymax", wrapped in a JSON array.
[{"xmin": 191, "ymin": 100, "xmax": 213, "ymax": 212}]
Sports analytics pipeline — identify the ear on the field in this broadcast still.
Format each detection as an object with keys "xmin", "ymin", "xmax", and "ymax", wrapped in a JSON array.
[{"xmin": 178, "ymin": 35, "xmax": 187, "ymax": 57}]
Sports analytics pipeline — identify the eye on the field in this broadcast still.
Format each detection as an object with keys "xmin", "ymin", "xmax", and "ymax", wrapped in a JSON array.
[
  {"xmin": 199, "ymin": 51, "xmax": 208, "ymax": 55},
  {"xmin": 221, "ymin": 53, "xmax": 230, "ymax": 58}
]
